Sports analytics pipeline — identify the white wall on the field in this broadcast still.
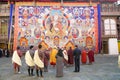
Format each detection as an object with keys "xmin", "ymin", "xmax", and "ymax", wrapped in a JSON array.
[{"xmin": 108, "ymin": 38, "xmax": 119, "ymax": 55}]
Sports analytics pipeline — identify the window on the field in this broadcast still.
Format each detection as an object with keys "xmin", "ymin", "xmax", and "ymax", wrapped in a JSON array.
[
  {"xmin": 108, "ymin": 4, "xmax": 114, "ymax": 12},
  {"xmin": 0, "ymin": 18, "xmax": 8, "ymax": 36},
  {"xmin": 101, "ymin": 4, "xmax": 108, "ymax": 12},
  {"xmin": 104, "ymin": 19, "xmax": 116, "ymax": 35},
  {"xmin": 0, "ymin": 4, "xmax": 10, "ymax": 13}
]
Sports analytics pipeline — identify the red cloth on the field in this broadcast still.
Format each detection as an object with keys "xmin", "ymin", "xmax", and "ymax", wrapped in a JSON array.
[
  {"xmin": 88, "ymin": 50, "xmax": 94, "ymax": 63},
  {"xmin": 67, "ymin": 48, "xmax": 74, "ymax": 64},
  {"xmin": 50, "ymin": 62, "xmax": 56, "ymax": 65},
  {"xmin": 81, "ymin": 50, "xmax": 87, "ymax": 64}
]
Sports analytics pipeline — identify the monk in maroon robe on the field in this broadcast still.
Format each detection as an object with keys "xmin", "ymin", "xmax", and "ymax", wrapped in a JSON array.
[
  {"xmin": 67, "ymin": 47, "xmax": 74, "ymax": 66},
  {"xmin": 87, "ymin": 49, "xmax": 94, "ymax": 64}
]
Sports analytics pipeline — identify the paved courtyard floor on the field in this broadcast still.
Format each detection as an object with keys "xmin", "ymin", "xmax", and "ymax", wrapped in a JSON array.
[{"xmin": 0, "ymin": 54, "xmax": 120, "ymax": 80}]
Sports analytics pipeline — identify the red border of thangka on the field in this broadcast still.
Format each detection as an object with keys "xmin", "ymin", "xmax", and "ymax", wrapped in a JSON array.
[
  {"xmin": 13, "ymin": 6, "xmax": 19, "ymax": 50},
  {"xmin": 94, "ymin": 6, "xmax": 98, "ymax": 53}
]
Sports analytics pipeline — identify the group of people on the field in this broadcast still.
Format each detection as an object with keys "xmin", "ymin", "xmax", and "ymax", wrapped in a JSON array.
[
  {"xmin": 81, "ymin": 48, "xmax": 95, "ymax": 65},
  {"xmin": 0, "ymin": 48, "xmax": 10, "ymax": 58},
  {"xmin": 0, "ymin": 48, "xmax": 3, "ymax": 58},
  {"xmin": 11, "ymin": 44, "xmax": 95, "ymax": 78},
  {"xmin": 12, "ymin": 44, "xmax": 46, "ymax": 77}
]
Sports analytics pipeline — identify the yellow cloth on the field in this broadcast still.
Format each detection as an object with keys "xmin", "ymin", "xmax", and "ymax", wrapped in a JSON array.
[
  {"xmin": 12, "ymin": 50, "xmax": 22, "ymax": 66},
  {"xmin": 25, "ymin": 51, "xmax": 35, "ymax": 67},
  {"xmin": 34, "ymin": 50, "xmax": 44, "ymax": 68},
  {"xmin": 118, "ymin": 55, "xmax": 120, "ymax": 68},
  {"xmin": 50, "ymin": 48, "xmax": 58, "ymax": 65}
]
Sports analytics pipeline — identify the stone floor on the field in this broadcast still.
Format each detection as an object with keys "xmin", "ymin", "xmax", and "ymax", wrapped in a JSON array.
[{"xmin": 0, "ymin": 54, "xmax": 120, "ymax": 80}]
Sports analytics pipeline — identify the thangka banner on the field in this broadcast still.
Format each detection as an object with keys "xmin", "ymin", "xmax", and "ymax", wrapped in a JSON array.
[{"xmin": 14, "ymin": 2, "xmax": 99, "ymax": 52}]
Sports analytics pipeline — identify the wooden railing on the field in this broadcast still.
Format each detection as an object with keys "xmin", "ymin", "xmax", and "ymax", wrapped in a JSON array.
[
  {"xmin": 101, "ymin": 12, "xmax": 120, "ymax": 16},
  {"xmin": 0, "ymin": 35, "xmax": 14, "ymax": 43},
  {"xmin": 101, "ymin": 3, "xmax": 120, "ymax": 16}
]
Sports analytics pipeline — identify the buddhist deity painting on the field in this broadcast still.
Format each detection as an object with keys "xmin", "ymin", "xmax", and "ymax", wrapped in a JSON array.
[{"xmin": 14, "ymin": 3, "xmax": 99, "ymax": 52}]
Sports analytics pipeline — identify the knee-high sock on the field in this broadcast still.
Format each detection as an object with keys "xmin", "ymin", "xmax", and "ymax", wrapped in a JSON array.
[
  {"xmin": 31, "ymin": 69, "xmax": 34, "ymax": 75},
  {"xmin": 18, "ymin": 67, "xmax": 20, "ymax": 72},
  {"xmin": 40, "ymin": 69, "xmax": 43, "ymax": 77},
  {"xmin": 28, "ymin": 68, "xmax": 30, "ymax": 76},
  {"xmin": 36, "ymin": 69, "xmax": 39, "ymax": 77}
]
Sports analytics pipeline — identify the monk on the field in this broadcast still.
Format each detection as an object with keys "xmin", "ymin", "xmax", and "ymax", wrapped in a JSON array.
[
  {"xmin": 25, "ymin": 45, "xmax": 35, "ymax": 76},
  {"xmin": 81, "ymin": 48, "xmax": 87, "ymax": 64},
  {"xmin": 87, "ymin": 49, "xmax": 94, "ymax": 65},
  {"xmin": 50, "ymin": 46, "xmax": 58, "ymax": 67},
  {"xmin": 12, "ymin": 46, "xmax": 22, "ymax": 74},
  {"xmin": 67, "ymin": 47, "xmax": 74, "ymax": 66}
]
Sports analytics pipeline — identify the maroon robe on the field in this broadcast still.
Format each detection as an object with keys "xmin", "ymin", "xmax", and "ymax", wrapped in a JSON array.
[
  {"xmin": 67, "ymin": 48, "xmax": 74, "ymax": 64},
  {"xmin": 88, "ymin": 50, "xmax": 94, "ymax": 64}
]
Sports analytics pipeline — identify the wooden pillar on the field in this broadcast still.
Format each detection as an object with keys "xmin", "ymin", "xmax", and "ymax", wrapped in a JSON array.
[
  {"xmin": 33, "ymin": 0, "xmax": 37, "ymax": 6},
  {"xmin": 89, "ymin": 0, "xmax": 92, "ymax": 6},
  {"xmin": 0, "ymin": 19, "xmax": 1, "ymax": 37}
]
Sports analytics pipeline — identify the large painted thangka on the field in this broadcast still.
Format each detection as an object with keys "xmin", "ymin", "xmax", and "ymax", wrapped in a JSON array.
[{"xmin": 14, "ymin": 2, "xmax": 99, "ymax": 52}]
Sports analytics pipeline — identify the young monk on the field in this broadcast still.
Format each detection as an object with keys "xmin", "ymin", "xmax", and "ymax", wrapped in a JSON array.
[{"xmin": 81, "ymin": 48, "xmax": 87, "ymax": 64}]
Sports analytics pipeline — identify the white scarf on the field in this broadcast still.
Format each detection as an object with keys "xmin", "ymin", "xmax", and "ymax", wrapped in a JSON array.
[
  {"xmin": 34, "ymin": 50, "xmax": 44, "ymax": 68},
  {"xmin": 12, "ymin": 50, "xmax": 22, "ymax": 66},
  {"xmin": 63, "ymin": 50, "xmax": 68, "ymax": 61},
  {"xmin": 25, "ymin": 51, "xmax": 35, "ymax": 66}
]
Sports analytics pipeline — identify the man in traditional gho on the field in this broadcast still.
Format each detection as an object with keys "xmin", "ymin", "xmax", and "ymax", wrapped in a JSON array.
[
  {"xmin": 12, "ymin": 46, "xmax": 22, "ymax": 74},
  {"xmin": 34, "ymin": 45, "xmax": 44, "ymax": 77},
  {"xmin": 50, "ymin": 46, "xmax": 58, "ymax": 67},
  {"xmin": 67, "ymin": 47, "xmax": 74, "ymax": 66},
  {"xmin": 73, "ymin": 45, "xmax": 81, "ymax": 72},
  {"xmin": 44, "ymin": 49, "xmax": 50, "ymax": 72},
  {"xmin": 25, "ymin": 45, "xmax": 35, "ymax": 76}
]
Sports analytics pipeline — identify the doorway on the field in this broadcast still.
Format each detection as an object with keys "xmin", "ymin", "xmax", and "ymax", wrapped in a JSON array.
[{"xmin": 102, "ymin": 41, "xmax": 108, "ymax": 54}]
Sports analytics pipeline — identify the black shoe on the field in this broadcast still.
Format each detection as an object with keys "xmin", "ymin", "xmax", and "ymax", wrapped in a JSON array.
[
  {"xmin": 31, "ymin": 74, "xmax": 35, "ymax": 76},
  {"xmin": 73, "ymin": 71, "xmax": 77, "ymax": 72},
  {"xmin": 41, "ymin": 75, "xmax": 44, "ymax": 78}
]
